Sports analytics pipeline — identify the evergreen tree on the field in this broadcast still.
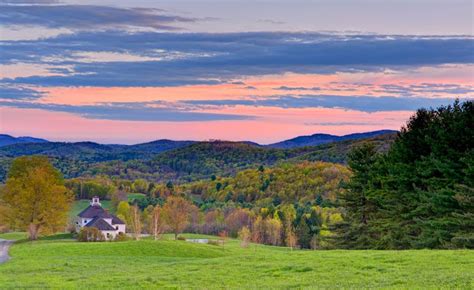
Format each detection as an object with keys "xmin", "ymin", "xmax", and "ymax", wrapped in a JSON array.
[
  {"xmin": 333, "ymin": 143, "xmax": 381, "ymax": 249},
  {"xmin": 295, "ymin": 217, "xmax": 312, "ymax": 249}
]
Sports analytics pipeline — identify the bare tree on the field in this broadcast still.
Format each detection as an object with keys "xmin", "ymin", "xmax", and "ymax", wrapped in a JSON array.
[
  {"xmin": 129, "ymin": 205, "xmax": 142, "ymax": 240},
  {"xmin": 150, "ymin": 205, "xmax": 165, "ymax": 240}
]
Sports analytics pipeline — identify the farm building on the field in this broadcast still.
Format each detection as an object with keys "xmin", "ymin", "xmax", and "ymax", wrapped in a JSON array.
[{"xmin": 76, "ymin": 196, "xmax": 125, "ymax": 240}]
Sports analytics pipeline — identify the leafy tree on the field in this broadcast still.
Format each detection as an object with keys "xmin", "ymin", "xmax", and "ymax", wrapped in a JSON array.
[
  {"xmin": 116, "ymin": 201, "xmax": 131, "ymax": 226},
  {"xmin": 162, "ymin": 196, "xmax": 193, "ymax": 239},
  {"xmin": 132, "ymin": 179, "xmax": 149, "ymax": 194},
  {"xmin": 2, "ymin": 156, "xmax": 73, "ymax": 240},
  {"xmin": 266, "ymin": 218, "xmax": 282, "ymax": 246}
]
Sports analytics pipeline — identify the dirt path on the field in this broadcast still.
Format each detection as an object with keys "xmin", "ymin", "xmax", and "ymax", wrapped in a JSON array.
[{"xmin": 0, "ymin": 239, "xmax": 13, "ymax": 264}]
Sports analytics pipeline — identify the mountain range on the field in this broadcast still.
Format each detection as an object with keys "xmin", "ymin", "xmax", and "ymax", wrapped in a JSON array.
[
  {"xmin": 0, "ymin": 130, "xmax": 398, "ymax": 182},
  {"xmin": 0, "ymin": 130, "xmax": 397, "ymax": 150}
]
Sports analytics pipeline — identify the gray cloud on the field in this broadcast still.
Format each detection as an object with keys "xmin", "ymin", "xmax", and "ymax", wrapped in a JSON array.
[
  {"xmin": 183, "ymin": 95, "xmax": 472, "ymax": 113},
  {"xmin": 0, "ymin": 85, "xmax": 44, "ymax": 100},
  {"xmin": 1, "ymin": 32, "xmax": 473, "ymax": 87},
  {"xmin": 0, "ymin": 4, "xmax": 196, "ymax": 31}
]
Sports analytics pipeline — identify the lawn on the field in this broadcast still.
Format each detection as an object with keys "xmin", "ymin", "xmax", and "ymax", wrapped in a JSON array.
[
  {"xmin": 0, "ymin": 234, "xmax": 473, "ymax": 289},
  {"xmin": 128, "ymin": 193, "xmax": 146, "ymax": 202},
  {"xmin": 0, "ymin": 232, "xmax": 27, "ymax": 241}
]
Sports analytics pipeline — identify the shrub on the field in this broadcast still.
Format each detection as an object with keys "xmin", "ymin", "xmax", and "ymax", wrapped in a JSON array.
[
  {"xmin": 114, "ymin": 232, "xmax": 129, "ymax": 242},
  {"xmin": 77, "ymin": 227, "xmax": 105, "ymax": 242}
]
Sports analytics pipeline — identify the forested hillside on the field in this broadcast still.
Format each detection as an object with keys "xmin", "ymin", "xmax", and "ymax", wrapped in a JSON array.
[
  {"xmin": 0, "ymin": 134, "xmax": 48, "ymax": 147},
  {"xmin": 267, "ymin": 130, "xmax": 397, "ymax": 148},
  {"xmin": 0, "ymin": 133, "xmax": 396, "ymax": 183},
  {"xmin": 90, "ymin": 134, "xmax": 395, "ymax": 182}
]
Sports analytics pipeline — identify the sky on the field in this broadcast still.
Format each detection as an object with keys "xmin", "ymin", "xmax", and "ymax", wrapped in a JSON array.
[{"xmin": 0, "ymin": 0, "xmax": 473, "ymax": 144}]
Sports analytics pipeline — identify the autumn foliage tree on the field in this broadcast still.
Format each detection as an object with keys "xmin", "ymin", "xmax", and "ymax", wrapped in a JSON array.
[
  {"xmin": 163, "ymin": 196, "xmax": 193, "ymax": 239},
  {"xmin": 2, "ymin": 156, "xmax": 73, "ymax": 240}
]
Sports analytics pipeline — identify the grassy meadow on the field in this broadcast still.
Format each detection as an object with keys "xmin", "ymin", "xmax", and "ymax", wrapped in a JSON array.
[{"xmin": 0, "ymin": 233, "xmax": 473, "ymax": 289}]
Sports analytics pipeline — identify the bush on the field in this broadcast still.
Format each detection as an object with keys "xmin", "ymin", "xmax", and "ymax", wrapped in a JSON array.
[
  {"xmin": 77, "ymin": 227, "xmax": 105, "ymax": 242},
  {"xmin": 114, "ymin": 232, "xmax": 128, "ymax": 242}
]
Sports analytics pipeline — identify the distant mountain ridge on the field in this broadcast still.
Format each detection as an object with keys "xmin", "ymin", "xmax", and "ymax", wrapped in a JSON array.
[
  {"xmin": 0, "ymin": 139, "xmax": 195, "ymax": 161},
  {"xmin": 0, "ymin": 129, "xmax": 396, "ymax": 149},
  {"xmin": 267, "ymin": 130, "xmax": 398, "ymax": 149},
  {"xmin": 0, "ymin": 134, "xmax": 48, "ymax": 147},
  {"xmin": 0, "ymin": 131, "xmax": 398, "ymax": 182}
]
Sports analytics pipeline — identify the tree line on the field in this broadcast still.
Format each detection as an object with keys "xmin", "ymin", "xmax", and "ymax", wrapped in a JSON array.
[{"xmin": 335, "ymin": 100, "xmax": 473, "ymax": 249}]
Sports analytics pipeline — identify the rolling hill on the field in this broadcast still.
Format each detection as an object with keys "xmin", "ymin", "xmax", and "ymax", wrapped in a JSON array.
[
  {"xmin": 267, "ymin": 129, "xmax": 397, "ymax": 149},
  {"xmin": 0, "ymin": 131, "xmax": 397, "ymax": 182},
  {"xmin": 0, "ymin": 134, "xmax": 48, "ymax": 147}
]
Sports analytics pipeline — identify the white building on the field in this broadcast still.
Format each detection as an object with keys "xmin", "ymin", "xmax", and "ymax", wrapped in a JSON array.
[{"xmin": 76, "ymin": 196, "xmax": 126, "ymax": 240}]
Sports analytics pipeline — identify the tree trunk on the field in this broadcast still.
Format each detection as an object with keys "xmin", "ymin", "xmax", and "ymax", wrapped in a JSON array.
[{"xmin": 28, "ymin": 223, "xmax": 39, "ymax": 240}]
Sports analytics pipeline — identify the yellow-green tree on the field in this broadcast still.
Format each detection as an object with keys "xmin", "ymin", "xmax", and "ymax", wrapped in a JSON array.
[
  {"xmin": 116, "ymin": 201, "xmax": 131, "ymax": 226},
  {"xmin": 2, "ymin": 156, "xmax": 73, "ymax": 240}
]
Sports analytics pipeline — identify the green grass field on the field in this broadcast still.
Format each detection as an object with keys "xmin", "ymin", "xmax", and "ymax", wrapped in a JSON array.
[{"xmin": 0, "ymin": 233, "xmax": 472, "ymax": 289}]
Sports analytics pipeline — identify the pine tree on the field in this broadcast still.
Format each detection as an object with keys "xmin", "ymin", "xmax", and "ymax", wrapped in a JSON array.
[
  {"xmin": 333, "ymin": 143, "xmax": 380, "ymax": 249},
  {"xmin": 295, "ymin": 217, "xmax": 312, "ymax": 249}
]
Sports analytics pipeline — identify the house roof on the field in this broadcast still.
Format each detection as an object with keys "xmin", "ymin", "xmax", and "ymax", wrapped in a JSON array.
[
  {"xmin": 78, "ymin": 205, "xmax": 113, "ymax": 219},
  {"xmin": 85, "ymin": 217, "xmax": 116, "ymax": 231},
  {"xmin": 112, "ymin": 215, "xmax": 125, "ymax": 225}
]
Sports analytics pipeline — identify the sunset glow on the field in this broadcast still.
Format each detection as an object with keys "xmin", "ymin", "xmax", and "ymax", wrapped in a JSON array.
[{"xmin": 0, "ymin": 1, "xmax": 472, "ymax": 144}]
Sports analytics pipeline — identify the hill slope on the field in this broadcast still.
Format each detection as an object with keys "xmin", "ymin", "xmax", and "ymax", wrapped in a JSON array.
[
  {"xmin": 91, "ymin": 133, "xmax": 396, "ymax": 182},
  {"xmin": 0, "ymin": 134, "xmax": 48, "ymax": 147},
  {"xmin": 267, "ymin": 130, "xmax": 397, "ymax": 149},
  {"xmin": 0, "ymin": 234, "xmax": 471, "ymax": 289}
]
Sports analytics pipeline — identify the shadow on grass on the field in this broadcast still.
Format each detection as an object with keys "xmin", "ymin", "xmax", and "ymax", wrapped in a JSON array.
[{"xmin": 14, "ymin": 233, "xmax": 74, "ymax": 244}]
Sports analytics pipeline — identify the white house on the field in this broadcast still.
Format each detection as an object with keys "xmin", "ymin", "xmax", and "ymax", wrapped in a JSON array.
[{"xmin": 76, "ymin": 196, "xmax": 126, "ymax": 240}]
